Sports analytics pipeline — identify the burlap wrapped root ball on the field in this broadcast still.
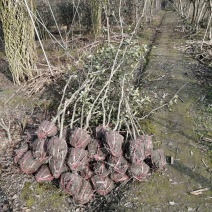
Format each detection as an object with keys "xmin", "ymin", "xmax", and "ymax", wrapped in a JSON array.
[
  {"xmin": 108, "ymin": 154, "xmax": 129, "ymax": 174},
  {"xmin": 19, "ymin": 151, "xmax": 42, "ymax": 174},
  {"xmin": 73, "ymin": 179, "xmax": 94, "ymax": 205},
  {"xmin": 151, "ymin": 149, "xmax": 166, "ymax": 170},
  {"xmin": 66, "ymin": 148, "xmax": 89, "ymax": 171},
  {"xmin": 32, "ymin": 138, "xmax": 48, "ymax": 163},
  {"xmin": 93, "ymin": 161, "xmax": 110, "ymax": 177},
  {"xmin": 88, "ymin": 139, "xmax": 106, "ymax": 161},
  {"xmin": 37, "ymin": 120, "xmax": 57, "ymax": 139},
  {"xmin": 79, "ymin": 165, "xmax": 93, "ymax": 180},
  {"xmin": 138, "ymin": 135, "xmax": 153, "ymax": 157},
  {"xmin": 69, "ymin": 128, "xmax": 91, "ymax": 148},
  {"xmin": 60, "ymin": 172, "xmax": 94, "ymax": 205},
  {"xmin": 110, "ymin": 172, "xmax": 129, "ymax": 183},
  {"xmin": 60, "ymin": 172, "xmax": 83, "ymax": 195},
  {"xmin": 14, "ymin": 120, "xmax": 166, "ymax": 205},
  {"xmin": 35, "ymin": 164, "xmax": 54, "ymax": 182},
  {"xmin": 91, "ymin": 175, "xmax": 114, "ymax": 196},
  {"xmin": 128, "ymin": 162, "xmax": 150, "ymax": 181},
  {"xmin": 47, "ymin": 137, "xmax": 68, "ymax": 178},
  {"xmin": 125, "ymin": 135, "xmax": 153, "ymax": 164},
  {"xmin": 14, "ymin": 143, "xmax": 28, "ymax": 164},
  {"xmin": 104, "ymin": 130, "xmax": 124, "ymax": 157}
]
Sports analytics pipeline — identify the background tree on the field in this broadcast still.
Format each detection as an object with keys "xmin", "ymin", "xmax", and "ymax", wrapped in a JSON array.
[
  {"xmin": 172, "ymin": 0, "xmax": 212, "ymax": 41},
  {"xmin": 90, "ymin": 0, "xmax": 102, "ymax": 38},
  {"xmin": 0, "ymin": 0, "xmax": 37, "ymax": 84}
]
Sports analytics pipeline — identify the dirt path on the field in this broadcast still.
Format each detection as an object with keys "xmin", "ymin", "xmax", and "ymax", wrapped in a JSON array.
[{"xmin": 116, "ymin": 11, "xmax": 212, "ymax": 212}]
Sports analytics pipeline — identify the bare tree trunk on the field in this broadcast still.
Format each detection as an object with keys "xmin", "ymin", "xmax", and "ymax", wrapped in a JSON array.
[
  {"xmin": 134, "ymin": 0, "xmax": 139, "ymax": 24},
  {"xmin": 191, "ymin": 0, "xmax": 196, "ymax": 26},
  {"xmin": 0, "ymin": 0, "xmax": 37, "ymax": 84},
  {"xmin": 90, "ymin": 0, "xmax": 102, "ymax": 38},
  {"xmin": 201, "ymin": 1, "xmax": 212, "ymax": 48},
  {"xmin": 102, "ymin": 0, "xmax": 111, "ymax": 44},
  {"xmin": 196, "ymin": 1, "xmax": 206, "ymax": 27}
]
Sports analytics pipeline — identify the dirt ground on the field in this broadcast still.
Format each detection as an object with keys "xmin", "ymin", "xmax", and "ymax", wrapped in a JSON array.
[{"xmin": 0, "ymin": 10, "xmax": 211, "ymax": 212}]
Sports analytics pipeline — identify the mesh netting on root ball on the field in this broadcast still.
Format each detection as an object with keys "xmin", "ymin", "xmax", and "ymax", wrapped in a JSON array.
[
  {"xmin": 47, "ymin": 137, "xmax": 68, "ymax": 160},
  {"xmin": 93, "ymin": 161, "xmax": 110, "ymax": 177},
  {"xmin": 79, "ymin": 165, "xmax": 93, "ymax": 180},
  {"xmin": 73, "ymin": 179, "xmax": 94, "ymax": 205},
  {"xmin": 47, "ymin": 137, "xmax": 68, "ymax": 178},
  {"xmin": 60, "ymin": 172, "xmax": 83, "ymax": 195},
  {"xmin": 104, "ymin": 130, "xmax": 124, "ymax": 157},
  {"xmin": 91, "ymin": 175, "xmax": 114, "ymax": 196},
  {"xmin": 151, "ymin": 149, "xmax": 166, "ymax": 170},
  {"xmin": 66, "ymin": 148, "xmax": 89, "ymax": 171},
  {"xmin": 88, "ymin": 139, "xmax": 106, "ymax": 161},
  {"xmin": 107, "ymin": 154, "xmax": 129, "ymax": 174},
  {"xmin": 128, "ymin": 162, "xmax": 150, "ymax": 181},
  {"xmin": 37, "ymin": 120, "xmax": 57, "ymax": 139},
  {"xmin": 14, "ymin": 120, "xmax": 166, "ymax": 205},
  {"xmin": 125, "ymin": 135, "xmax": 153, "ymax": 164},
  {"xmin": 69, "ymin": 128, "xmax": 91, "ymax": 148},
  {"xmin": 19, "ymin": 150, "xmax": 42, "ymax": 174},
  {"xmin": 35, "ymin": 164, "xmax": 54, "ymax": 182},
  {"xmin": 32, "ymin": 138, "xmax": 48, "ymax": 163},
  {"xmin": 14, "ymin": 143, "xmax": 28, "ymax": 164},
  {"xmin": 110, "ymin": 172, "xmax": 129, "ymax": 183}
]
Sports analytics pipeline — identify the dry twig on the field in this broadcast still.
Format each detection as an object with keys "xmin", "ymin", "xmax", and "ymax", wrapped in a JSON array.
[
  {"xmin": 0, "ymin": 118, "xmax": 12, "ymax": 142},
  {"xmin": 190, "ymin": 187, "xmax": 210, "ymax": 195}
]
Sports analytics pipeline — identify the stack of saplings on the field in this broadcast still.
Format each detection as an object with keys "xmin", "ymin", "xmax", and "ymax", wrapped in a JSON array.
[{"xmin": 14, "ymin": 120, "xmax": 166, "ymax": 205}]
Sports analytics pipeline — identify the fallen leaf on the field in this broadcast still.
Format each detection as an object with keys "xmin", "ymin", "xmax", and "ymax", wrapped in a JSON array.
[
  {"xmin": 187, "ymin": 207, "xmax": 194, "ymax": 212},
  {"xmin": 169, "ymin": 201, "xmax": 177, "ymax": 206},
  {"xmin": 171, "ymin": 181, "xmax": 178, "ymax": 185}
]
